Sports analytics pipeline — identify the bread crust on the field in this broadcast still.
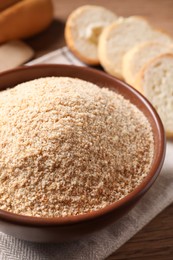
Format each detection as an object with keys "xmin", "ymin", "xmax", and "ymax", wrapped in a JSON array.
[
  {"xmin": 65, "ymin": 11, "xmax": 99, "ymax": 65},
  {"xmin": 98, "ymin": 20, "xmax": 124, "ymax": 79},
  {"xmin": 0, "ymin": 0, "xmax": 53, "ymax": 44},
  {"xmin": 134, "ymin": 52, "xmax": 173, "ymax": 88}
]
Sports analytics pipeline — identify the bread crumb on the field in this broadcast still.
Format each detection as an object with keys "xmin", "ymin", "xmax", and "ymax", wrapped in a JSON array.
[{"xmin": 0, "ymin": 77, "xmax": 154, "ymax": 217}]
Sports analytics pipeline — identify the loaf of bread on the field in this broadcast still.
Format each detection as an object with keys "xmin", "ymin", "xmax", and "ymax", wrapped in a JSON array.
[
  {"xmin": 123, "ymin": 41, "xmax": 173, "ymax": 86},
  {"xmin": 98, "ymin": 16, "xmax": 173, "ymax": 79},
  {"xmin": 65, "ymin": 5, "xmax": 118, "ymax": 65},
  {"xmin": 0, "ymin": 0, "xmax": 53, "ymax": 44},
  {"xmin": 134, "ymin": 53, "xmax": 173, "ymax": 137}
]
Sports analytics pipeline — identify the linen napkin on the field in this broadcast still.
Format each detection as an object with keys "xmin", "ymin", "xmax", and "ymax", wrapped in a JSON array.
[{"xmin": 0, "ymin": 47, "xmax": 173, "ymax": 260}]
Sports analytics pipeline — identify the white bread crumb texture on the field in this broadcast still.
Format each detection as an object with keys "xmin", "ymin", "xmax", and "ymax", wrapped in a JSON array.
[
  {"xmin": 137, "ymin": 54, "xmax": 173, "ymax": 135},
  {"xmin": 65, "ymin": 5, "xmax": 118, "ymax": 64}
]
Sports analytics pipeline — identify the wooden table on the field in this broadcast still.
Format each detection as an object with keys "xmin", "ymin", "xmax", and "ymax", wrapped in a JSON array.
[{"xmin": 26, "ymin": 0, "xmax": 173, "ymax": 259}]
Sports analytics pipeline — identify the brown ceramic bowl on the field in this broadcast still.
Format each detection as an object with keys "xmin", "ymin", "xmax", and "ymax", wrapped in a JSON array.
[{"xmin": 0, "ymin": 64, "xmax": 165, "ymax": 242}]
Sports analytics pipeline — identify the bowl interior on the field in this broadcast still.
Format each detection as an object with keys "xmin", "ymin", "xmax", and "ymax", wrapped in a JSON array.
[{"xmin": 0, "ymin": 64, "xmax": 165, "ymax": 226}]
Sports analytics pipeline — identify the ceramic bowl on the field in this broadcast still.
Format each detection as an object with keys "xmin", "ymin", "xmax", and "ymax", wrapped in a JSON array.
[{"xmin": 0, "ymin": 64, "xmax": 165, "ymax": 242}]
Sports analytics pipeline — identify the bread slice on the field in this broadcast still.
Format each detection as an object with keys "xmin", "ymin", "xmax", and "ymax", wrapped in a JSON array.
[
  {"xmin": 65, "ymin": 5, "xmax": 118, "ymax": 65},
  {"xmin": 0, "ymin": 40, "xmax": 34, "ymax": 73},
  {"xmin": 123, "ymin": 41, "xmax": 173, "ymax": 86},
  {"xmin": 98, "ymin": 16, "xmax": 173, "ymax": 79},
  {"xmin": 0, "ymin": 0, "xmax": 53, "ymax": 44},
  {"xmin": 134, "ymin": 53, "xmax": 173, "ymax": 138}
]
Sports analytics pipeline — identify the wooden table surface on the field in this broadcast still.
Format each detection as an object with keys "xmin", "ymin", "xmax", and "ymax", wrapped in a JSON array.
[{"xmin": 26, "ymin": 0, "xmax": 173, "ymax": 259}]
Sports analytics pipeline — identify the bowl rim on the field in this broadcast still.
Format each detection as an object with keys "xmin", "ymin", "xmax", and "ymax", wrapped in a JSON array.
[{"xmin": 0, "ymin": 64, "xmax": 166, "ymax": 226}]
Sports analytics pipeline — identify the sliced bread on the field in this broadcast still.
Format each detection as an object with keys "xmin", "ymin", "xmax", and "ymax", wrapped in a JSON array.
[
  {"xmin": 134, "ymin": 53, "xmax": 173, "ymax": 138},
  {"xmin": 123, "ymin": 41, "xmax": 173, "ymax": 86},
  {"xmin": 98, "ymin": 16, "xmax": 173, "ymax": 79},
  {"xmin": 65, "ymin": 5, "xmax": 118, "ymax": 65}
]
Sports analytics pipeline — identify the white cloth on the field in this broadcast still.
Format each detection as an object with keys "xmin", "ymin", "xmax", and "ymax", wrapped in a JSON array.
[{"xmin": 0, "ymin": 47, "xmax": 173, "ymax": 260}]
